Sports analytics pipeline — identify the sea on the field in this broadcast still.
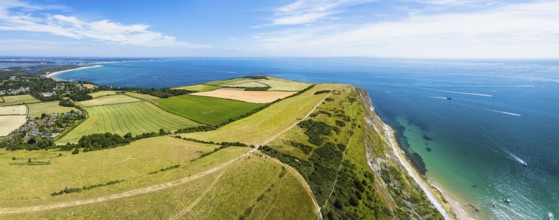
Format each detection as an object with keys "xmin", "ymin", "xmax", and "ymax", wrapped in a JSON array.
[{"xmin": 53, "ymin": 58, "xmax": 559, "ymax": 219}]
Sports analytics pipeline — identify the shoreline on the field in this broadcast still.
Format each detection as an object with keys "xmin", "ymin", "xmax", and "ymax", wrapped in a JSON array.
[
  {"xmin": 356, "ymin": 86, "xmax": 471, "ymax": 220},
  {"xmin": 45, "ymin": 65, "xmax": 102, "ymax": 79}
]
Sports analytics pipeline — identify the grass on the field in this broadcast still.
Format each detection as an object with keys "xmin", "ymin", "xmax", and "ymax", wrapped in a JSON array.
[
  {"xmin": 258, "ymin": 77, "xmax": 311, "ymax": 91},
  {"xmin": 89, "ymin": 91, "xmax": 118, "ymax": 98},
  {"xmin": 0, "ymin": 136, "xmax": 245, "ymax": 207},
  {"xmin": 182, "ymin": 84, "xmax": 339, "ymax": 146},
  {"xmin": 0, "ymin": 105, "xmax": 27, "ymax": 115},
  {"xmin": 77, "ymin": 94, "xmax": 141, "ymax": 107},
  {"xmin": 155, "ymin": 95, "xmax": 265, "ymax": 126},
  {"xmin": 124, "ymin": 92, "xmax": 160, "ymax": 100},
  {"xmin": 7, "ymin": 151, "xmax": 317, "ymax": 220},
  {"xmin": 173, "ymin": 84, "xmax": 220, "ymax": 92},
  {"xmin": 204, "ymin": 78, "xmax": 247, "ymax": 86},
  {"xmin": 26, "ymin": 101, "xmax": 79, "ymax": 118},
  {"xmin": 0, "ymin": 115, "xmax": 26, "ymax": 136},
  {"xmin": 225, "ymin": 81, "xmax": 269, "ymax": 88},
  {"xmin": 57, "ymin": 101, "xmax": 200, "ymax": 144},
  {"xmin": 0, "ymin": 95, "xmax": 40, "ymax": 107}
]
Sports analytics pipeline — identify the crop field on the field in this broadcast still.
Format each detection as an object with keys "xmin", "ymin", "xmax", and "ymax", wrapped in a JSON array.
[
  {"xmin": 0, "ymin": 105, "xmax": 27, "ymax": 115},
  {"xmin": 89, "ymin": 91, "xmax": 118, "ymax": 98},
  {"xmin": 204, "ymin": 78, "xmax": 247, "ymax": 86},
  {"xmin": 218, "ymin": 77, "xmax": 311, "ymax": 91},
  {"xmin": 0, "ymin": 95, "xmax": 40, "ymax": 107},
  {"xmin": 77, "ymin": 94, "xmax": 141, "ymax": 107},
  {"xmin": 57, "ymin": 101, "xmax": 200, "ymax": 143},
  {"xmin": 6, "ymin": 152, "xmax": 317, "ymax": 219},
  {"xmin": 173, "ymin": 84, "xmax": 220, "ymax": 92},
  {"xmin": 0, "ymin": 116, "xmax": 27, "ymax": 136},
  {"xmin": 183, "ymin": 84, "xmax": 340, "ymax": 145},
  {"xmin": 192, "ymin": 89, "xmax": 295, "ymax": 103},
  {"xmin": 155, "ymin": 95, "xmax": 264, "ymax": 126},
  {"xmin": 26, "ymin": 101, "xmax": 78, "ymax": 118},
  {"xmin": 0, "ymin": 136, "xmax": 239, "ymax": 206},
  {"xmin": 124, "ymin": 92, "xmax": 159, "ymax": 100}
]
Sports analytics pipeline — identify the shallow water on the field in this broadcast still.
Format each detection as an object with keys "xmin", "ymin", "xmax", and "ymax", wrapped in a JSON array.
[{"xmin": 57, "ymin": 58, "xmax": 559, "ymax": 219}]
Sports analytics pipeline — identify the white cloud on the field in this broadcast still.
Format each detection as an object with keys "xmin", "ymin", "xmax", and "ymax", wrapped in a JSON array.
[
  {"xmin": 0, "ymin": 0, "xmax": 207, "ymax": 48},
  {"xmin": 256, "ymin": 0, "xmax": 559, "ymax": 58},
  {"xmin": 271, "ymin": 0, "xmax": 371, "ymax": 25}
]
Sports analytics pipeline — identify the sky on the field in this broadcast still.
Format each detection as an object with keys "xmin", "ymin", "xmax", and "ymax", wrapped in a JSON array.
[{"xmin": 0, "ymin": 0, "xmax": 558, "ymax": 58}]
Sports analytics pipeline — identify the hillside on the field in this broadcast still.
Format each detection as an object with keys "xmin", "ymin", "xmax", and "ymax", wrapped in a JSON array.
[{"xmin": 0, "ymin": 76, "xmax": 445, "ymax": 219}]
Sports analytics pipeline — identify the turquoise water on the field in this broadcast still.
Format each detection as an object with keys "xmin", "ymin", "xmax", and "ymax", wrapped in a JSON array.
[{"xmin": 57, "ymin": 58, "xmax": 559, "ymax": 219}]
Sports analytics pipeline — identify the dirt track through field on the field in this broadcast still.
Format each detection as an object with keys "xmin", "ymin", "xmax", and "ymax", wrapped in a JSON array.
[{"xmin": 0, "ymin": 91, "xmax": 331, "ymax": 217}]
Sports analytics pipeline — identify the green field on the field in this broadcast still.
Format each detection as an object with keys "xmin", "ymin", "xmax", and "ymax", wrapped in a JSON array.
[
  {"xmin": 183, "ymin": 84, "xmax": 338, "ymax": 145},
  {"xmin": 204, "ymin": 78, "xmax": 247, "ymax": 86},
  {"xmin": 155, "ymin": 95, "xmax": 264, "ymax": 126},
  {"xmin": 5, "ymin": 151, "xmax": 317, "ymax": 220},
  {"xmin": 225, "ymin": 81, "xmax": 269, "ymax": 88},
  {"xmin": 89, "ymin": 91, "xmax": 118, "ymax": 98},
  {"xmin": 77, "ymin": 94, "xmax": 141, "ymax": 107},
  {"xmin": 173, "ymin": 84, "xmax": 221, "ymax": 92},
  {"xmin": 57, "ymin": 101, "xmax": 200, "ymax": 143},
  {"xmin": 124, "ymin": 92, "xmax": 160, "ymax": 100},
  {"xmin": 0, "ymin": 95, "xmax": 40, "ymax": 106},
  {"xmin": 26, "ymin": 101, "xmax": 79, "ymax": 118}
]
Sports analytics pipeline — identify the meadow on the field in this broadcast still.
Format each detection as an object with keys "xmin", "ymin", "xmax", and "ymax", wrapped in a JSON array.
[
  {"xmin": 57, "ymin": 101, "xmax": 199, "ymax": 143},
  {"xmin": 173, "ymin": 84, "xmax": 220, "ymax": 92},
  {"xmin": 155, "ymin": 95, "xmax": 264, "ymax": 126},
  {"xmin": 0, "ymin": 95, "xmax": 40, "ymax": 107},
  {"xmin": 0, "ymin": 105, "xmax": 27, "ymax": 115},
  {"xmin": 0, "ymin": 136, "xmax": 247, "ymax": 206},
  {"xmin": 0, "ymin": 116, "xmax": 26, "ymax": 136},
  {"xmin": 5, "ymin": 151, "xmax": 317, "ymax": 220},
  {"xmin": 89, "ymin": 91, "xmax": 118, "ymax": 98},
  {"xmin": 77, "ymin": 94, "xmax": 141, "ymax": 107},
  {"xmin": 26, "ymin": 101, "xmax": 79, "ymax": 118},
  {"xmin": 124, "ymin": 92, "xmax": 160, "ymax": 100},
  {"xmin": 182, "ymin": 84, "xmax": 339, "ymax": 145}
]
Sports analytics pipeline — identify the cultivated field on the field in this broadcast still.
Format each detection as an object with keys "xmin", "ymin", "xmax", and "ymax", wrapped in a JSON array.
[
  {"xmin": 89, "ymin": 91, "xmax": 118, "ymax": 98},
  {"xmin": 77, "ymin": 94, "xmax": 141, "ymax": 107},
  {"xmin": 26, "ymin": 101, "xmax": 78, "ymax": 118},
  {"xmin": 183, "ymin": 84, "xmax": 340, "ymax": 145},
  {"xmin": 156, "ymin": 95, "xmax": 264, "ymax": 126},
  {"xmin": 124, "ymin": 92, "xmax": 159, "ymax": 100},
  {"xmin": 218, "ymin": 77, "xmax": 311, "ymax": 91},
  {"xmin": 5, "ymin": 151, "xmax": 317, "ymax": 219},
  {"xmin": 0, "ymin": 116, "xmax": 27, "ymax": 136},
  {"xmin": 0, "ymin": 105, "xmax": 27, "ymax": 115},
  {"xmin": 173, "ymin": 84, "xmax": 220, "ymax": 92},
  {"xmin": 0, "ymin": 95, "xmax": 40, "ymax": 107},
  {"xmin": 57, "ymin": 102, "xmax": 200, "ymax": 143},
  {"xmin": 192, "ymin": 88, "xmax": 295, "ymax": 103},
  {"xmin": 204, "ymin": 78, "xmax": 247, "ymax": 86},
  {"xmin": 0, "ymin": 136, "xmax": 232, "ymax": 206}
]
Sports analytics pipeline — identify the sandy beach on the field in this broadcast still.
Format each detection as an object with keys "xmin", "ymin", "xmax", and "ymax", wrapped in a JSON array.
[{"xmin": 45, "ymin": 65, "xmax": 102, "ymax": 79}]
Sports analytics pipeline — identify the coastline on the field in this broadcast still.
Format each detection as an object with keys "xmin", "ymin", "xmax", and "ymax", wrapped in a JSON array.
[
  {"xmin": 45, "ymin": 65, "xmax": 102, "ymax": 79},
  {"xmin": 357, "ymin": 87, "xmax": 470, "ymax": 220}
]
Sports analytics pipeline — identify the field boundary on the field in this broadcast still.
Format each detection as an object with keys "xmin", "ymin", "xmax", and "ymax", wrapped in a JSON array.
[
  {"xmin": 0, "ymin": 96, "xmax": 4, "ymax": 103},
  {"xmin": 149, "ymin": 99, "xmax": 208, "ymax": 125}
]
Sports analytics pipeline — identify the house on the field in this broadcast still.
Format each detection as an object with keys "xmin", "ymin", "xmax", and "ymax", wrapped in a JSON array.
[{"xmin": 42, "ymin": 92, "xmax": 53, "ymax": 97}]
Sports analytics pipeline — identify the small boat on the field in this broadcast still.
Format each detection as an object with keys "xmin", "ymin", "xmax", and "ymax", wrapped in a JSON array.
[
  {"xmin": 491, "ymin": 202, "xmax": 496, "ymax": 208},
  {"xmin": 550, "ymin": 212, "xmax": 554, "ymax": 220},
  {"xmin": 522, "ymin": 161, "xmax": 528, "ymax": 167},
  {"xmin": 503, "ymin": 198, "xmax": 511, "ymax": 204},
  {"xmin": 446, "ymin": 97, "xmax": 452, "ymax": 100}
]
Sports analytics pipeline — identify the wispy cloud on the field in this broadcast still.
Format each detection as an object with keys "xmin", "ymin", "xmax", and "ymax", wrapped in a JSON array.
[
  {"xmin": 0, "ymin": 0, "xmax": 207, "ymax": 48},
  {"xmin": 271, "ymin": 0, "xmax": 371, "ymax": 25},
  {"xmin": 256, "ymin": 0, "xmax": 559, "ymax": 58}
]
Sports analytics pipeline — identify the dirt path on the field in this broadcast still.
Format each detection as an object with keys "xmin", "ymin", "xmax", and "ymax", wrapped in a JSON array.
[{"xmin": 168, "ymin": 169, "xmax": 226, "ymax": 220}]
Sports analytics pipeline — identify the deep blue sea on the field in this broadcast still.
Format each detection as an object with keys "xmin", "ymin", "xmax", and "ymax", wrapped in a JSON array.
[{"xmin": 56, "ymin": 58, "xmax": 559, "ymax": 219}]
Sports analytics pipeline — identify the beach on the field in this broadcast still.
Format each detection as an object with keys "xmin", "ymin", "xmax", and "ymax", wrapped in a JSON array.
[{"xmin": 45, "ymin": 65, "xmax": 102, "ymax": 79}]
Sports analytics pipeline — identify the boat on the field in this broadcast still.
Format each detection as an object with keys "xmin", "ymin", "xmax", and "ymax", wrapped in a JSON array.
[
  {"xmin": 446, "ymin": 97, "xmax": 452, "ymax": 100},
  {"xmin": 522, "ymin": 161, "xmax": 528, "ymax": 167},
  {"xmin": 550, "ymin": 212, "xmax": 554, "ymax": 220},
  {"xmin": 491, "ymin": 202, "xmax": 496, "ymax": 208},
  {"xmin": 503, "ymin": 198, "xmax": 511, "ymax": 204}
]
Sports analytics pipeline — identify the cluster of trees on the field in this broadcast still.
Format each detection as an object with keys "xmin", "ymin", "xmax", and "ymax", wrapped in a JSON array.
[
  {"xmin": 244, "ymin": 87, "xmax": 269, "ymax": 91},
  {"xmin": 175, "ymin": 125, "xmax": 215, "ymax": 133},
  {"xmin": 68, "ymin": 90, "xmax": 92, "ymax": 101},
  {"xmin": 51, "ymin": 180, "xmax": 124, "ymax": 196},
  {"xmin": 137, "ymin": 88, "xmax": 193, "ymax": 98},
  {"xmin": 59, "ymin": 99, "xmax": 75, "ymax": 107},
  {"xmin": 314, "ymin": 90, "xmax": 331, "ymax": 95},
  {"xmin": 181, "ymin": 137, "xmax": 248, "ymax": 147},
  {"xmin": 76, "ymin": 133, "xmax": 130, "ymax": 152},
  {"xmin": 290, "ymin": 141, "xmax": 313, "ymax": 154},
  {"xmin": 297, "ymin": 119, "xmax": 336, "ymax": 146}
]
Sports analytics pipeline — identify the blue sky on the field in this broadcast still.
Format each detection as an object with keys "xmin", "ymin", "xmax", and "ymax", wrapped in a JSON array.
[{"xmin": 0, "ymin": 0, "xmax": 558, "ymax": 58}]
